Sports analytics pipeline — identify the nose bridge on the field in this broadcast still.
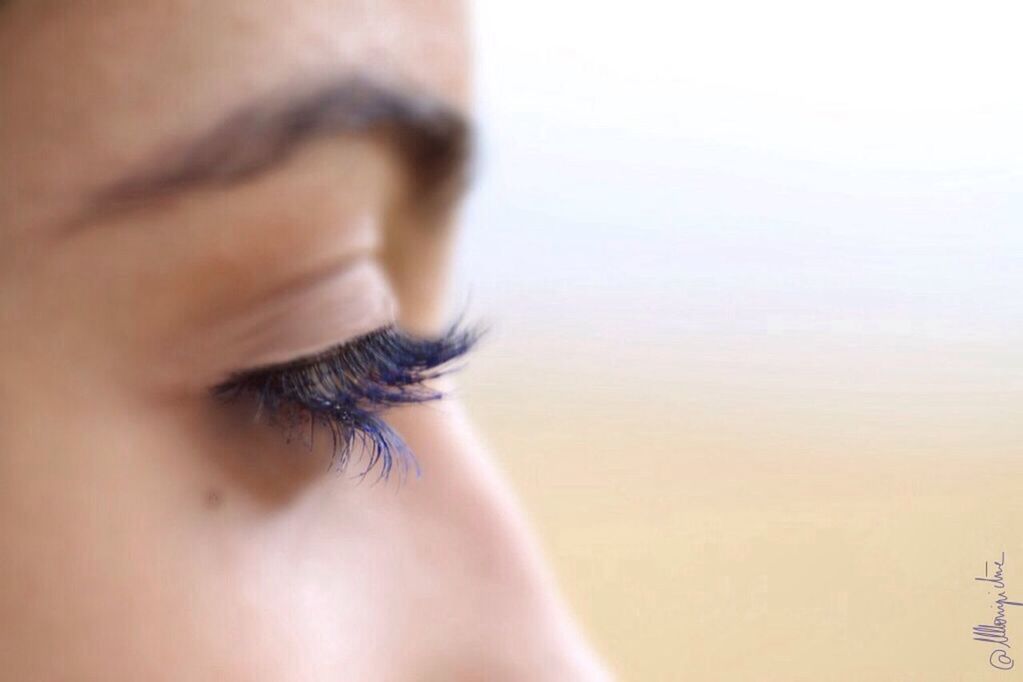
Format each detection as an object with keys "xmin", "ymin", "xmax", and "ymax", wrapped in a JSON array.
[
  {"xmin": 396, "ymin": 403, "xmax": 613, "ymax": 681},
  {"xmin": 433, "ymin": 470, "xmax": 610, "ymax": 681}
]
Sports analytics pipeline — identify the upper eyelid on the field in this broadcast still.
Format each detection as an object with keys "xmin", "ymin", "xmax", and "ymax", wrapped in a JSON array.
[{"xmin": 161, "ymin": 257, "xmax": 396, "ymax": 395}]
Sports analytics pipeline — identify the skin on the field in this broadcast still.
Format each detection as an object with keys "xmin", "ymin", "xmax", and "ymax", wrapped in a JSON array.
[{"xmin": 0, "ymin": 2, "xmax": 610, "ymax": 680}]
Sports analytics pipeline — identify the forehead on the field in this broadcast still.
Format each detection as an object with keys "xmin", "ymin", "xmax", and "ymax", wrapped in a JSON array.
[{"xmin": 0, "ymin": 0, "xmax": 469, "ymax": 231}]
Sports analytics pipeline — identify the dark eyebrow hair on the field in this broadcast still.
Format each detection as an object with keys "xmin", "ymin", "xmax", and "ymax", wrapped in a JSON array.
[{"xmin": 88, "ymin": 75, "xmax": 473, "ymax": 220}]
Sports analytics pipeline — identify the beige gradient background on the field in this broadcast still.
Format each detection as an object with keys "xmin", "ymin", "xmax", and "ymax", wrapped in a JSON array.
[{"xmin": 456, "ymin": 2, "xmax": 1023, "ymax": 680}]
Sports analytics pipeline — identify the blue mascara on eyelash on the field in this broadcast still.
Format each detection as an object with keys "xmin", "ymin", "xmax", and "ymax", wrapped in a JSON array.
[{"xmin": 213, "ymin": 323, "xmax": 480, "ymax": 483}]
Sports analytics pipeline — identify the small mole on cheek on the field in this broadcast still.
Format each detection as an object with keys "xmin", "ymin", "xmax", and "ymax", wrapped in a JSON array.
[{"xmin": 203, "ymin": 488, "xmax": 225, "ymax": 510}]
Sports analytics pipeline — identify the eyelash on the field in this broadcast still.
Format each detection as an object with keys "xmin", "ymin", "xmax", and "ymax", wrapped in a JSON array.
[{"xmin": 212, "ymin": 323, "xmax": 480, "ymax": 482}]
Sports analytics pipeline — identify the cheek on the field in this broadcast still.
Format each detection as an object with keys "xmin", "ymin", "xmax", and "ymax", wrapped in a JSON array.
[{"xmin": 0, "ymin": 377, "xmax": 599, "ymax": 680}]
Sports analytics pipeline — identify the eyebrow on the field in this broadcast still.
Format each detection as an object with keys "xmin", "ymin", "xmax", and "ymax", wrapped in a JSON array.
[{"xmin": 87, "ymin": 75, "xmax": 473, "ymax": 220}]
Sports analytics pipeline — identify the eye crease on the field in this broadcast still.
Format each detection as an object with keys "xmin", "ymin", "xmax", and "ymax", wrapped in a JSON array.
[{"xmin": 212, "ymin": 323, "xmax": 481, "ymax": 482}]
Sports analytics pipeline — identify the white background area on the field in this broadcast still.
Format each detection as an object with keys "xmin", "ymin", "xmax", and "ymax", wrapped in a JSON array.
[{"xmin": 458, "ymin": 1, "xmax": 1022, "ymax": 347}]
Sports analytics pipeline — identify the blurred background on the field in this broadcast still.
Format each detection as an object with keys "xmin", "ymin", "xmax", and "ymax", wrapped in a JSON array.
[{"xmin": 455, "ymin": 2, "xmax": 1022, "ymax": 680}]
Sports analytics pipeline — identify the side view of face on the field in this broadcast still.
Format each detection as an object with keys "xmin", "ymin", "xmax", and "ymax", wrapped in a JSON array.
[{"xmin": 0, "ymin": 2, "xmax": 609, "ymax": 679}]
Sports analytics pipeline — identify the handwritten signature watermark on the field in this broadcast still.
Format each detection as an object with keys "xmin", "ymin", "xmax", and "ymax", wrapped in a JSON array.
[{"xmin": 974, "ymin": 552, "xmax": 1023, "ymax": 671}]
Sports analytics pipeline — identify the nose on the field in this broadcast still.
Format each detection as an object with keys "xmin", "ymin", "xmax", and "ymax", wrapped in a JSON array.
[{"xmin": 389, "ymin": 401, "xmax": 614, "ymax": 681}]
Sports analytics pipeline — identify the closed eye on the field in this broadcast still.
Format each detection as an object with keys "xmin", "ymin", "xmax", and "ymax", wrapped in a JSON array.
[{"xmin": 212, "ymin": 323, "xmax": 480, "ymax": 482}]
